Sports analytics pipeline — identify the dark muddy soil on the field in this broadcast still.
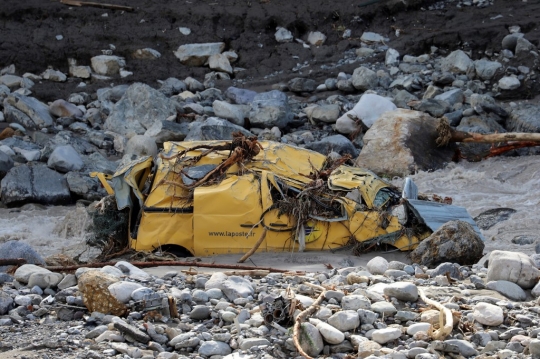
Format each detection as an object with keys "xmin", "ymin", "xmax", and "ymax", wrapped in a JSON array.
[{"xmin": 1, "ymin": 0, "xmax": 539, "ymax": 101}]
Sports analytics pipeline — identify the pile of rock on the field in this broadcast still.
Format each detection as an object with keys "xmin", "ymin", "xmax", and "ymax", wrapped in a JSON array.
[
  {"xmin": 0, "ymin": 23, "xmax": 539, "ymax": 205},
  {"xmin": 2, "ymin": 249, "xmax": 540, "ymax": 358}
]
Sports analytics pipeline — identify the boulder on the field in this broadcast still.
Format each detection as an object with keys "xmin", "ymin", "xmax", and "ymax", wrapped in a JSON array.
[
  {"xmin": 78, "ymin": 270, "xmax": 127, "ymax": 316},
  {"xmin": 486, "ymin": 280, "xmax": 527, "ymax": 301},
  {"xmin": 410, "ymin": 220, "xmax": 484, "ymax": 267},
  {"xmin": 383, "ymin": 282, "xmax": 418, "ymax": 302},
  {"xmin": 336, "ymin": 94, "xmax": 396, "ymax": 134},
  {"xmin": 97, "ymin": 84, "xmax": 129, "ymax": 102},
  {"xmin": 108, "ymin": 281, "xmax": 144, "ymax": 303},
  {"xmin": 224, "ymin": 87, "xmax": 257, "ymax": 105},
  {"xmin": 185, "ymin": 117, "xmax": 253, "ymax": 141},
  {"xmin": 0, "ymin": 150, "xmax": 14, "ymax": 179},
  {"xmin": 124, "ymin": 135, "xmax": 158, "ymax": 158},
  {"xmin": 4, "ymin": 93, "xmax": 54, "ymax": 128},
  {"xmin": 298, "ymin": 322, "xmax": 324, "ymax": 357},
  {"xmin": 104, "ymin": 83, "xmax": 177, "ymax": 136},
  {"xmin": 355, "ymin": 109, "xmax": 456, "ymax": 177},
  {"xmin": 305, "ymin": 104, "xmax": 340, "ymax": 123},
  {"xmin": 91, "ymin": 55, "xmax": 126, "ymax": 76},
  {"xmin": 208, "ymin": 54, "xmax": 233, "ymax": 74},
  {"xmin": 328, "ymin": 310, "xmax": 360, "ymax": 331},
  {"xmin": 288, "ymin": 78, "xmax": 316, "ymax": 93},
  {"xmin": 487, "ymin": 250, "xmax": 540, "ymax": 289},
  {"xmin": 158, "ymin": 77, "xmax": 187, "ymax": 96},
  {"xmin": 174, "ymin": 42, "xmax": 226, "ymax": 66},
  {"xmin": 367, "ymin": 256, "xmax": 389, "ymax": 275},
  {"xmin": 474, "ymin": 59, "xmax": 502, "ymax": 80},
  {"xmin": 47, "ymin": 145, "xmax": 84, "ymax": 173},
  {"xmin": 144, "ymin": 120, "xmax": 189, "ymax": 144},
  {"xmin": 351, "ymin": 66, "xmax": 378, "ymax": 91},
  {"xmin": 0, "ymin": 74, "xmax": 22, "ymax": 89},
  {"xmin": 14, "ymin": 264, "xmax": 52, "ymax": 283},
  {"xmin": 316, "ymin": 322, "xmax": 344, "ymax": 344},
  {"xmin": 498, "ymin": 76, "xmax": 521, "ymax": 90},
  {"xmin": 507, "ymin": 104, "xmax": 540, "ymax": 133},
  {"xmin": 440, "ymin": 50, "xmax": 473, "ymax": 74},
  {"xmin": 0, "ymin": 241, "xmax": 45, "ymax": 272},
  {"xmin": 220, "ymin": 276, "xmax": 254, "ymax": 301},
  {"xmin": 249, "ymin": 90, "xmax": 293, "ymax": 129},
  {"xmin": 49, "ymin": 99, "xmax": 84, "ymax": 118},
  {"xmin": 1, "ymin": 162, "xmax": 71, "ymax": 206},
  {"xmin": 305, "ymin": 134, "xmax": 358, "ymax": 157},
  {"xmin": 212, "ymin": 100, "xmax": 247, "ymax": 126},
  {"xmin": 41, "ymin": 69, "xmax": 67, "ymax": 82},
  {"xmin": 28, "ymin": 272, "xmax": 64, "ymax": 289}
]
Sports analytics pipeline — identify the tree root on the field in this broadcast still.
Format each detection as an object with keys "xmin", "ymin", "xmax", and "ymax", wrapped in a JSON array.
[
  {"xmin": 293, "ymin": 283, "xmax": 327, "ymax": 359},
  {"xmin": 418, "ymin": 288, "xmax": 453, "ymax": 340}
]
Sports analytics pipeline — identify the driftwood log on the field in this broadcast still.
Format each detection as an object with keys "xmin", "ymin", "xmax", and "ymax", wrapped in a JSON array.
[
  {"xmin": 60, "ymin": 0, "xmax": 134, "ymax": 11},
  {"xmin": 436, "ymin": 118, "xmax": 540, "ymax": 159}
]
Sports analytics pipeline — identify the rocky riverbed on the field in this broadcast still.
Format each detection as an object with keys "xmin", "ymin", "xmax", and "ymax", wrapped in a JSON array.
[{"xmin": 2, "ymin": 0, "xmax": 540, "ymax": 358}]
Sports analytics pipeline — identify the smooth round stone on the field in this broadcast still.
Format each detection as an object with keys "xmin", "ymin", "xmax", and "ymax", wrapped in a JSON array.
[
  {"xmin": 384, "ymin": 282, "xmax": 419, "ymax": 302},
  {"xmin": 198, "ymin": 341, "xmax": 232, "ymax": 356},
  {"xmin": 529, "ymin": 339, "xmax": 540, "ymax": 357},
  {"xmin": 327, "ymin": 310, "xmax": 360, "ymax": 332},
  {"xmin": 407, "ymin": 322, "xmax": 431, "ymax": 335},
  {"xmin": 473, "ymin": 302, "xmax": 504, "ymax": 326},
  {"xmin": 384, "ymin": 269, "xmax": 409, "ymax": 278},
  {"xmin": 131, "ymin": 287, "xmax": 155, "ymax": 302},
  {"xmin": 371, "ymin": 301, "xmax": 397, "ymax": 316},
  {"xmin": 420, "ymin": 310, "xmax": 440, "ymax": 324},
  {"xmin": 367, "ymin": 257, "xmax": 389, "ymax": 275},
  {"xmin": 408, "ymin": 347, "xmax": 429, "ymax": 358},
  {"xmin": 206, "ymin": 288, "xmax": 223, "ymax": 300},
  {"xmin": 191, "ymin": 290, "xmax": 209, "ymax": 303},
  {"xmin": 486, "ymin": 280, "xmax": 527, "ymax": 301},
  {"xmin": 325, "ymin": 290, "xmax": 345, "ymax": 302},
  {"xmin": 108, "ymin": 282, "xmax": 144, "ymax": 303},
  {"xmin": 221, "ymin": 311, "xmax": 237, "ymax": 322},
  {"xmin": 395, "ymin": 311, "xmax": 418, "ymax": 321},
  {"xmin": 372, "ymin": 327, "xmax": 402, "ymax": 344},
  {"xmin": 316, "ymin": 322, "xmax": 345, "ymax": 344},
  {"xmin": 190, "ymin": 305, "xmax": 211, "ymax": 320},
  {"xmin": 341, "ymin": 295, "xmax": 371, "ymax": 310},
  {"xmin": 316, "ymin": 306, "xmax": 333, "ymax": 320},
  {"xmin": 444, "ymin": 339, "xmax": 478, "ymax": 357},
  {"xmin": 14, "ymin": 295, "xmax": 31, "ymax": 307},
  {"xmin": 357, "ymin": 340, "xmax": 382, "ymax": 357}
]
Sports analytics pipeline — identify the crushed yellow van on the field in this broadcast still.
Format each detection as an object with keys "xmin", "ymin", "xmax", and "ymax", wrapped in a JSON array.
[{"xmin": 97, "ymin": 134, "xmax": 482, "ymax": 257}]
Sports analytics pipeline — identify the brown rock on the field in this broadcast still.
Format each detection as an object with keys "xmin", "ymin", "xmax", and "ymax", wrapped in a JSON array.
[
  {"xmin": 0, "ymin": 127, "xmax": 15, "ymax": 140},
  {"xmin": 355, "ymin": 109, "xmax": 456, "ymax": 177},
  {"xmin": 49, "ymin": 99, "xmax": 83, "ymax": 118},
  {"xmin": 410, "ymin": 220, "xmax": 484, "ymax": 267},
  {"xmin": 77, "ymin": 271, "xmax": 127, "ymax": 316}
]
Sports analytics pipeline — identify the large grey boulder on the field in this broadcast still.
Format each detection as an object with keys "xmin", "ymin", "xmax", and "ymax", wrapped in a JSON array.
[
  {"xmin": 66, "ymin": 172, "xmax": 107, "ymax": 200},
  {"xmin": 1, "ymin": 162, "xmax": 71, "ymax": 206},
  {"xmin": 355, "ymin": 109, "xmax": 456, "ymax": 177},
  {"xmin": 174, "ymin": 42, "xmax": 225, "ymax": 66},
  {"xmin": 335, "ymin": 94, "xmax": 396, "ymax": 134},
  {"xmin": 507, "ymin": 104, "xmax": 540, "ymax": 133},
  {"xmin": 351, "ymin": 66, "xmax": 378, "ymax": 91},
  {"xmin": 47, "ymin": 145, "xmax": 84, "ymax": 173},
  {"xmin": 158, "ymin": 77, "xmax": 187, "ymax": 97},
  {"xmin": 185, "ymin": 117, "xmax": 253, "ymax": 141},
  {"xmin": 144, "ymin": 120, "xmax": 189, "ymax": 144},
  {"xmin": 305, "ymin": 104, "xmax": 340, "ymax": 124},
  {"xmin": 124, "ymin": 135, "xmax": 158, "ymax": 157},
  {"xmin": 305, "ymin": 135, "xmax": 358, "ymax": 157},
  {"xmin": 97, "ymin": 84, "xmax": 129, "ymax": 102},
  {"xmin": 440, "ymin": 50, "xmax": 474, "ymax": 74},
  {"xmin": 0, "ymin": 241, "xmax": 45, "ymax": 272},
  {"xmin": 487, "ymin": 250, "xmax": 540, "ymax": 289},
  {"xmin": 224, "ymin": 87, "xmax": 257, "ymax": 105},
  {"xmin": 3, "ymin": 93, "xmax": 54, "ymax": 129},
  {"xmin": 249, "ymin": 90, "xmax": 293, "ymax": 129},
  {"xmin": 0, "ymin": 150, "xmax": 14, "ymax": 179},
  {"xmin": 212, "ymin": 100, "xmax": 247, "ymax": 126},
  {"xmin": 411, "ymin": 220, "xmax": 484, "ymax": 267},
  {"xmin": 474, "ymin": 59, "xmax": 502, "ymax": 80},
  {"xmin": 104, "ymin": 83, "xmax": 176, "ymax": 136}
]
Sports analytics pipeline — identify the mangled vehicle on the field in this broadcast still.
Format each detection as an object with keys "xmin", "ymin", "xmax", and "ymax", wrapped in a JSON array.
[{"xmin": 94, "ymin": 133, "xmax": 482, "ymax": 257}]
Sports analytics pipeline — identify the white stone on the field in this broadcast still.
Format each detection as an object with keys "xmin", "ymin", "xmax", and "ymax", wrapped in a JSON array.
[
  {"xmin": 367, "ymin": 256, "xmax": 389, "ymax": 275},
  {"xmin": 440, "ymin": 50, "xmax": 474, "ymax": 74},
  {"xmin": 275, "ymin": 27, "xmax": 293, "ymax": 43},
  {"xmin": 179, "ymin": 27, "xmax": 191, "ymax": 35},
  {"xmin": 328, "ymin": 310, "xmax": 360, "ymax": 331},
  {"xmin": 498, "ymin": 76, "xmax": 521, "ymax": 90},
  {"xmin": 472, "ymin": 302, "xmax": 504, "ymax": 326},
  {"xmin": 341, "ymin": 295, "xmax": 371, "ymax": 310},
  {"xmin": 208, "ymin": 54, "xmax": 233, "ymax": 74},
  {"xmin": 316, "ymin": 322, "xmax": 345, "ymax": 344},
  {"xmin": 383, "ymin": 282, "xmax": 418, "ymax": 302},
  {"xmin": 406, "ymin": 322, "xmax": 431, "ymax": 335},
  {"xmin": 91, "ymin": 55, "xmax": 126, "ymax": 76},
  {"xmin": 361, "ymin": 32, "xmax": 386, "ymax": 43},
  {"xmin": 307, "ymin": 31, "xmax": 326, "ymax": 46},
  {"xmin": 487, "ymin": 250, "xmax": 539, "ymax": 289},
  {"xmin": 385, "ymin": 48, "xmax": 400, "ymax": 66},
  {"xmin": 108, "ymin": 281, "xmax": 144, "ymax": 303},
  {"xmin": 14, "ymin": 264, "xmax": 52, "ymax": 284},
  {"xmin": 371, "ymin": 328, "xmax": 401, "ymax": 344}
]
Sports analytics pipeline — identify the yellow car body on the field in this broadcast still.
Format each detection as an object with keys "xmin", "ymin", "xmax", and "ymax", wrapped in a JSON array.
[{"xmin": 101, "ymin": 140, "xmax": 470, "ymax": 256}]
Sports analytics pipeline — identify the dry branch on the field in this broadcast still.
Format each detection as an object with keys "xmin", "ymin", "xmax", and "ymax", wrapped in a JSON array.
[
  {"xmin": 45, "ymin": 260, "xmax": 288, "ymax": 273},
  {"xmin": 293, "ymin": 283, "xmax": 327, "ymax": 359},
  {"xmin": 60, "ymin": 0, "xmax": 134, "ymax": 11},
  {"xmin": 237, "ymin": 228, "xmax": 267, "ymax": 263},
  {"xmin": 437, "ymin": 118, "xmax": 540, "ymax": 146},
  {"xmin": 0, "ymin": 258, "xmax": 27, "ymax": 266},
  {"xmin": 418, "ymin": 288, "xmax": 453, "ymax": 340}
]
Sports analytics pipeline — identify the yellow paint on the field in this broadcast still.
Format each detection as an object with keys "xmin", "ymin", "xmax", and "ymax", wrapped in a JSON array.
[{"xmin": 101, "ymin": 140, "xmax": 427, "ymax": 256}]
